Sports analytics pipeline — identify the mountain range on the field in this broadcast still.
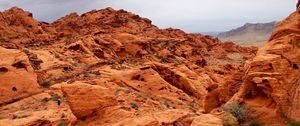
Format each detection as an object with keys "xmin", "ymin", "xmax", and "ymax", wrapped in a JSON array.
[{"xmin": 218, "ymin": 21, "xmax": 276, "ymax": 47}]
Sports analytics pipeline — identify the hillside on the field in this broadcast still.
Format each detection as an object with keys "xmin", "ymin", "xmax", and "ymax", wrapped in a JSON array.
[
  {"xmin": 2, "ymin": 4, "xmax": 300, "ymax": 125},
  {"xmin": 0, "ymin": 7, "xmax": 257, "ymax": 126},
  {"xmin": 218, "ymin": 21, "xmax": 276, "ymax": 47}
]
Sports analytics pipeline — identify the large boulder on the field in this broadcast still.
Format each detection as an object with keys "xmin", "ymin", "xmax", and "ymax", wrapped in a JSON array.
[{"xmin": 60, "ymin": 82, "xmax": 117, "ymax": 119}]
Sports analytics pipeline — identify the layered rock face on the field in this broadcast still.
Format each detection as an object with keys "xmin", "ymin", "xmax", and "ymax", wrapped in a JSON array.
[
  {"xmin": 0, "ymin": 7, "xmax": 257, "ymax": 125},
  {"xmin": 233, "ymin": 6, "xmax": 300, "ymax": 124}
]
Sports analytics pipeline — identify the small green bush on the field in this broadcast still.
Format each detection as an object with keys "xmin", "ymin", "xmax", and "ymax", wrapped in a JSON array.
[
  {"xmin": 40, "ymin": 81, "xmax": 50, "ymax": 88},
  {"xmin": 61, "ymin": 113, "xmax": 66, "ymax": 118},
  {"xmin": 54, "ymin": 53, "xmax": 60, "ymax": 59},
  {"xmin": 242, "ymin": 119, "xmax": 263, "ymax": 126},
  {"xmin": 223, "ymin": 114, "xmax": 239, "ymax": 126},
  {"xmin": 222, "ymin": 102, "xmax": 249, "ymax": 123},
  {"xmin": 41, "ymin": 97, "xmax": 49, "ymax": 103},
  {"xmin": 130, "ymin": 102, "xmax": 139, "ymax": 110},
  {"xmin": 57, "ymin": 121, "xmax": 67, "ymax": 126},
  {"xmin": 287, "ymin": 120, "xmax": 300, "ymax": 126},
  {"xmin": 164, "ymin": 100, "xmax": 171, "ymax": 108},
  {"xmin": 51, "ymin": 94, "xmax": 61, "ymax": 102},
  {"xmin": 188, "ymin": 101, "xmax": 197, "ymax": 113}
]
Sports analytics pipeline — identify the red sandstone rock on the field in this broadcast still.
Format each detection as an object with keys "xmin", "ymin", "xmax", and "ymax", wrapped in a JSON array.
[
  {"xmin": 231, "ymin": 5, "xmax": 300, "ymax": 125},
  {"xmin": 0, "ymin": 92, "xmax": 76, "ymax": 126},
  {"xmin": 0, "ymin": 47, "xmax": 41, "ymax": 105},
  {"xmin": 0, "ymin": 7, "xmax": 258, "ymax": 125}
]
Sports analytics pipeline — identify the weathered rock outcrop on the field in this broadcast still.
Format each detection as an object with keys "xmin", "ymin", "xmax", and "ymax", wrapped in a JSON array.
[
  {"xmin": 0, "ymin": 47, "xmax": 41, "ymax": 105},
  {"xmin": 0, "ymin": 7, "xmax": 52, "ymax": 49},
  {"xmin": 232, "ymin": 6, "xmax": 300, "ymax": 124},
  {"xmin": 0, "ymin": 91, "xmax": 76, "ymax": 126},
  {"xmin": 0, "ymin": 7, "xmax": 258, "ymax": 125},
  {"xmin": 60, "ymin": 82, "xmax": 117, "ymax": 119}
]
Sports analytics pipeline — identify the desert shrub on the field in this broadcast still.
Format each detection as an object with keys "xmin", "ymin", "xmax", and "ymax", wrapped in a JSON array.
[
  {"xmin": 130, "ymin": 102, "xmax": 139, "ymax": 110},
  {"xmin": 287, "ymin": 120, "xmax": 300, "ymax": 126},
  {"xmin": 242, "ymin": 119, "xmax": 263, "ymax": 126},
  {"xmin": 164, "ymin": 100, "xmax": 171, "ymax": 108},
  {"xmin": 222, "ymin": 102, "xmax": 249, "ymax": 123},
  {"xmin": 188, "ymin": 101, "xmax": 198, "ymax": 113},
  {"xmin": 92, "ymin": 71, "xmax": 101, "ymax": 75},
  {"xmin": 57, "ymin": 121, "xmax": 67, "ymax": 126},
  {"xmin": 223, "ymin": 114, "xmax": 239, "ymax": 126},
  {"xmin": 41, "ymin": 97, "xmax": 49, "ymax": 103},
  {"xmin": 54, "ymin": 53, "xmax": 60, "ymax": 58},
  {"xmin": 12, "ymin": 115, "xmax": 17, "ymax": 119},
  {"xmin": 40, "ymin": 81, "xmax": 50, "ymax": 88},
  {"xmin": 22, "ymin": 48, "xmax": 30, "ymax": 54},
  {"xmin": 61, "ymin": 113, "xmax": 66, "ymax": 118},
  {"xmin": 51, "ymin": 93, "xmax": 62, "ymax": 106}
]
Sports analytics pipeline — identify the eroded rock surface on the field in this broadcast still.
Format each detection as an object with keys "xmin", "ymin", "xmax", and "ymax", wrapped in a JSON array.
[
  {"xmin": 232, "ymin": 6, "xmax": 300, "ymax": 124},
  {"xmin": 0, "ymin": 47, "xmax": 41, "ymax": 105},
  {"xmin": 0, "ymin": 7, "xmax": 258, "ymax": 125}
]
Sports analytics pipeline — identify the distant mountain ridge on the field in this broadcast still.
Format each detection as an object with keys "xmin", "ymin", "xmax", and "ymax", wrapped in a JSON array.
[
  {"xmin": 199, "ymin": 32, "xmax": 220, "ymax": 37},
  {"xmin": 218, "ymin": 21, "xmax": 276, "ymax": 47}
]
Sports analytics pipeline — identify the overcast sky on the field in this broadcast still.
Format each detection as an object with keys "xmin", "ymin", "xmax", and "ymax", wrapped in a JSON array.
[{"xmin": 0, "ymin": 0, "xmax": 297, "ymax": 32}]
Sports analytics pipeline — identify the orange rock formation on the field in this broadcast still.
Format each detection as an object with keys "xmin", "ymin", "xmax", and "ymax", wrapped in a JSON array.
[
  {"xmin": 232, "ymin": 4, "xmax": 300, "ymax": 125},
  {"xmin": 0, "ymin": 7, "xmax": 261, "ymax": 126}
]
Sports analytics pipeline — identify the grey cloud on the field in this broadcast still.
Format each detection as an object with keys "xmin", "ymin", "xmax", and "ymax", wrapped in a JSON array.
[{"xmin": 0, "ymin": 0, "xmax": 297, "ymax": 32}]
